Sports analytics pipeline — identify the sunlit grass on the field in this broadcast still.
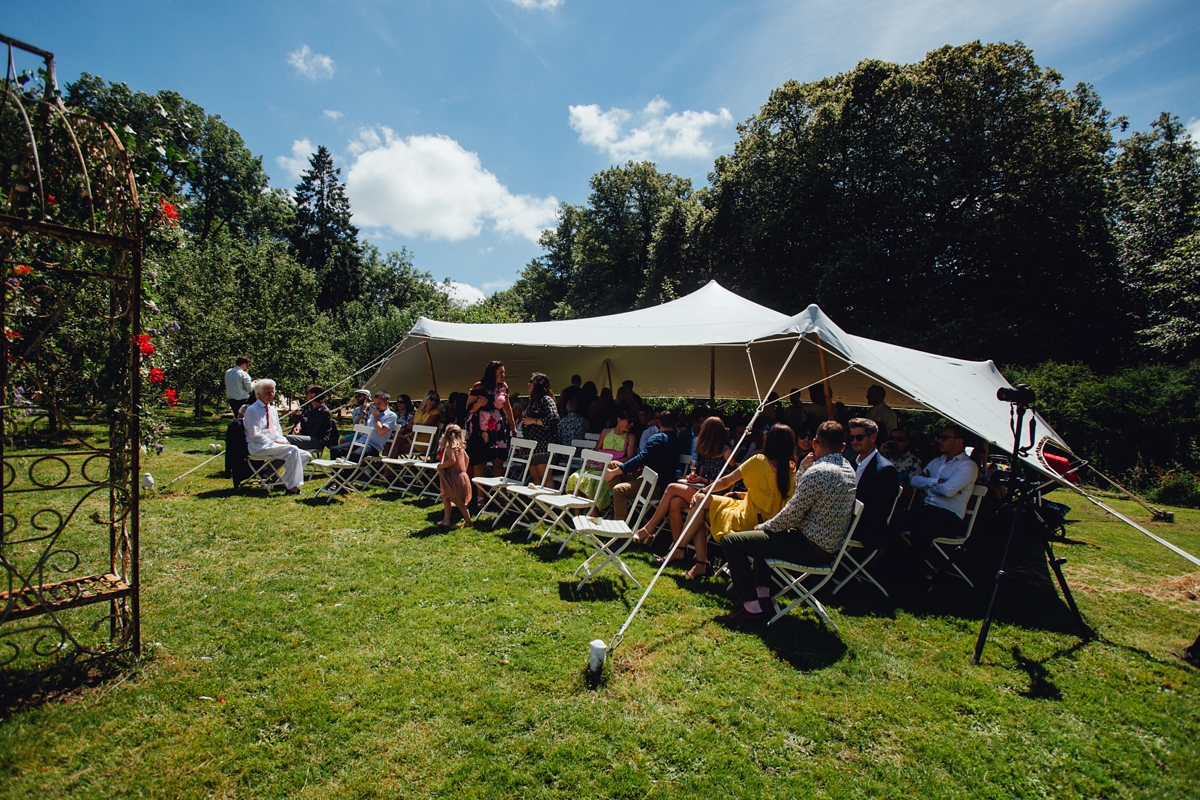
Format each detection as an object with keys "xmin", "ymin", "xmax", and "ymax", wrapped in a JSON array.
[{"xmin": 0, "ymin": 412, "xmax": 1197, "ymax": 798}]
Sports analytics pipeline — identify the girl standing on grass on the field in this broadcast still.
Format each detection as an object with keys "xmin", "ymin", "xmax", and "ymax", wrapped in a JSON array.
[{"xmin": 437, "ymin": 424, "xmax": 473, "ymax": 528}]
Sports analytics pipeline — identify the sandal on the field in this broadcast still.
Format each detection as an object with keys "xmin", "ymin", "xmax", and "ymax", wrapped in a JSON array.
[
  {"xmin": 651, "ymin": 552, "xmax": 685, "ymax": 567},
  {"xmin": 632, "ymin": 527, "xmax": 653, "ymax": 546},
  {"xmin": 684, "ymin": 560, "xmax": 710, "ymax": 579}
]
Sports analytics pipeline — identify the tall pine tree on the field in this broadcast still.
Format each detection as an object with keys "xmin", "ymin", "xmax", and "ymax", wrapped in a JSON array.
[{"xmin": 289, "ymin": 146, "xmax": 363, "ymax": 311}]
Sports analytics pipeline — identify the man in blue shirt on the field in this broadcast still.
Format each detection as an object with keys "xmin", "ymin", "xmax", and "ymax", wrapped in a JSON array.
[
  {"xmin": 329, "ymin": 391, "xmax": 397, "ymax": 462},
  {"xmin": 604, "ymin": 411, "xmax": 678, "ymax": 520}
]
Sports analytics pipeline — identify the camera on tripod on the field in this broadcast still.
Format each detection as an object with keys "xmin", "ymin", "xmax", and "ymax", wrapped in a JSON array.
[{"xmin": 996, "ymin": 383, "xmax": 1035, "ymax": 406}]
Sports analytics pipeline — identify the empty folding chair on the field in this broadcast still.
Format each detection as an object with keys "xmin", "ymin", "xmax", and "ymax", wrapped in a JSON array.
[
  {"xmin": 764, "ymin": 499, "xmax": 864, "ymax": 630},
  {"xmin": 361, "ymin": 426, "xmax": 403, "ymax": 488},
  {"xmin": 677, "ymin": 454, "xmax": 695, "ymax": 479},
  {"xmin": 583, "ymin": 432, "xmax": 600, "ymax": 443},
  {"xmin": 505, "ymin": 443, "xmax": 576, "ymax": 533},
  {"xmin": 472, "ymin": 437, "xmax": 535, "ymax": 524},
  {"xmin": 924, "ymin": 484, "xmax": 989, "ymax": 587},
  {"xmin": 571, "ymin": 468, "xmax": 658, "ymax": 590},
  {"xmin": 533, "ymin": 449, "xmax": 613, "ymax": 551},
  {"xmin": 833, "ymin": 484, "xmax": 903, "ymax": 597},
  {"xmin": 309, "ymin": 425, "xmax": 373, "ymax": 503},
  {"xmin": 378, "ymin": 425, "xmax": 438, "ymax": 494},
  {"xmin": 569, "ymin": 439, "xmax": 594, "ymax": 472}
]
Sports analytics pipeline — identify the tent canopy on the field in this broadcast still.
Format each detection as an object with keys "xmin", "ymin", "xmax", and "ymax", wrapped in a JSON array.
[{"xmin": 367, "ymin": 281, "xmax": 1069, "ymax": 472}]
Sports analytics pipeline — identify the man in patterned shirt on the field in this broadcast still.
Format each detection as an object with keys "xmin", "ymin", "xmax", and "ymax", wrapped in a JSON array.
[{"xmin": 716, "ymin": 420, "xmax": 858, "ymax": 627}]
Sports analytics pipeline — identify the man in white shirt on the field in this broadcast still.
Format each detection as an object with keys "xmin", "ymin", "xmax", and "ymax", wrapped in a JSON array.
[
  {"xmin": 637, "ymin": 407, "xmax": 659, "ymax": 451},
  {"xmin": 329, "ymin": 391, "xmax": 397, "ymax": 462},
  {"xmin": 243, "ymin": 379, "xmax": 311, "ymax": 494},
  {"xmin": 908, "ymin": 423, "xmax": 979, "ymax": 551},
  {"xmin": 865, "ymin": 385, "xmax": 898, "ymax": 437},
  {"xmin": 224, "ymin": 356, "xmax": 253, "ymax": 414}
]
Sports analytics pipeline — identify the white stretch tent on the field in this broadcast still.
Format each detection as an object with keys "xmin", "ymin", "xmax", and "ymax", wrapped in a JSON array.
[{"xmin": 366, "ymin": 281, "xmax": 1070, "ymax": 475}]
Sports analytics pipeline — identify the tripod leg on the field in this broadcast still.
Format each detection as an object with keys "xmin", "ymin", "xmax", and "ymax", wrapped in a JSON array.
[{"xmin": 1045, "ymin": 540, "xmax": 1090, "ymax": 639}]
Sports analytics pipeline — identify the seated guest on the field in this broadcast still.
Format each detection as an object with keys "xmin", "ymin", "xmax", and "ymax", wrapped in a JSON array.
[
  {"xmin": 596, "ymin": 407, "xmax": 637, "ymax": 459},
  {"xmin": 847, "ymin": 418, "xmax": 899, "ymax": 549},
  {"xmin": 559, "ymin": 374, "xmax": 583, "ymax": 415},
  {"xmin": 446, "ymin": 391, "xmax": 468, "ymax": 428},
  {"xmin": 637, "ymin": 406, "xmax": 659, "ymax": 451},
  {"xmin": 603, "ymin": 410, "xmax": 679, "ymax": 521},
  {"xmin": 243, "ymin": 379, "xmax": 312, "ymax": 494},
  {"xmin": 586, "ymin": 398, "xmax": 607, "ymax": 434},
  {"xmin": 392, "ymin": 390, "xmax": 441, "ymax": 455},
  {"xmin": 557, "ymin": 398, "xmax": 589, "ymax": 446},
  {"xmin": 671, "ymin": 424, "xmax": 797, "ymax": 579},
  {"xmin": 287, "ymin": 385, "xmax": 336, "ymax": 453},
  {"xmin": 795, "ymin": 424, "xmax": 814, "ymax": 463},
  {"xmin": 865, "ymin": 385, "xmax": 898, "ymax": 436},
  {"xmin": 329, "ymin": 391, "xmax": 397, "ymax": 463},
  {"xmin": 879, "ymin": 428, "xmax": 921, "ymax": 486},
  {"xmin": 338, "ymin": 389, "xmax": 372, "ymax": 444},
  {"xmin": 522, "ymin": 373, "xmax": 560, "ymax": 482},
  {"xmin": 907, "ymin": 423, "xmax": 980, "ymax": 555},
  {"xmin": 633, "ymin": 416, "xmax": 733, "ymax": 548},
  {"xmin": 716, "ymin": 421, "xmax": 857, "ymax": 626}
]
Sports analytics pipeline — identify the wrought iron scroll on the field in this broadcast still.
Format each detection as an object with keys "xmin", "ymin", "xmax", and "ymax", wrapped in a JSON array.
[{"xmin": 0, "ymin": 34, "xmax": 141, "ymax": 668}]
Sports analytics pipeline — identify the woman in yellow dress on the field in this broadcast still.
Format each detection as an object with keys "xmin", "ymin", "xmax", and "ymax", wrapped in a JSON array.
[{"xmin": 668, "ymin": 424, "xmax": 797, "ymax": 578}]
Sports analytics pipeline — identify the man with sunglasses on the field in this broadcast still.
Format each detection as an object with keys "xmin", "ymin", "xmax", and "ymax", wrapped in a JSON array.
[
  {"xmin": 908, "ymin": 424, "xmax": 980, "ymax": 554},
  {"xmin": 848, "ymin": 418, "xmax": 900, "ymax": 549},
  {"xmin": 880, "ymin": 429, "xmax": 921, "ymax": 486}
]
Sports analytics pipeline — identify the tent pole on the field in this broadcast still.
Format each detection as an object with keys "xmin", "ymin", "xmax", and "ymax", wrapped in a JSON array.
[
  {"xmin": 709, "ymin": 347, "xmax": 716, "ymax": 403},
  {"xmin": 423, "ymin": 337, "xmax": 438, "ymax": 395},
  {"xmin": 605, "ymin": 360, "xmax": 613, "ymax": 392},
  {"xmin": 815, "ymin": 333, "xmax": 836, "ymax": 420}
]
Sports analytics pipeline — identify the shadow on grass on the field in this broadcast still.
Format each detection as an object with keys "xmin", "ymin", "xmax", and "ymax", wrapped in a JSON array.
[
  {"xmin": 558, "ymin": 579, "xmax": 633, "ymax": 608},
  {"xmin": 756, "ymin": 615, "xmax": 849, "ymax": 671},
  {"xmin": 194, "ymin": 486, "xmax": 266, "ymax": 500},
  {"xmin": 0, "ymin": 653, "xmax": 142, "ymax": 716}
]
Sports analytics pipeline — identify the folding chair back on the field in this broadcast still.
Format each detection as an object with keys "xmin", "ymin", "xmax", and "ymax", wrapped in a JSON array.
[
  {"xmin": 532, "ymin": 449, "xmax": 613, "ymax": 548},
  {"xmin": 310, "ymin": 424, "xmax": 373, "ymax": 502},
  {"xmin": 506, "ymin": 443, "xmax": 576, "ymax": 531},
  {"xmin": 927, "ymin": 484, "xmax": 989, "ymax": 587},
  {"xmin": 570, "ymin": 467, "xmax": 660, "ymax": 590},
  {"xmin": 570, "ymin": 439, "xmax": 594, "ymax": 471},
  {"xmin": 833, "ymin": 486, "xmax": 902, "ymax": 597},
  {"xmin": 474, "ymin": 437, "xmax": 536, "ymax": 522},
  {"xmin": 583, "ymin": 432, "xmax": 600, "ymax": 443}
]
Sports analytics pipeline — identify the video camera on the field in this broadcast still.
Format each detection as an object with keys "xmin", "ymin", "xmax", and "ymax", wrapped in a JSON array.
[{"xmin": 996, "ymin": 383, "xmax": 1035, "ymax": 406}]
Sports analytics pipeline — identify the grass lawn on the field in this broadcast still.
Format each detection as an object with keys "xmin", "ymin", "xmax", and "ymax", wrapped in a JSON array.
[{"xmin": 1, "ymin": 413, "xmax": 1198, "ymax": 798}]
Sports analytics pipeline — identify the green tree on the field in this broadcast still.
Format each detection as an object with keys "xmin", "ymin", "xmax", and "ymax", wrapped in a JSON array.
[
  {"xmin": 1139, "ymin": 229, "xmax": 1200, "ymax": 360},
  {"xmin": 699, "ymin": 41, "xmax": 1125, "ymax": 366},
  {"xmin": 289, "ymin": 146, "xmax": 363, "ymax": 312}
]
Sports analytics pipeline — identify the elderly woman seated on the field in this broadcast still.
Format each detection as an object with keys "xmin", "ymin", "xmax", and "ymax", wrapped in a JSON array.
[{"xmin": 632, "ymin": 416, "xmax": 732, "ymax": 548}]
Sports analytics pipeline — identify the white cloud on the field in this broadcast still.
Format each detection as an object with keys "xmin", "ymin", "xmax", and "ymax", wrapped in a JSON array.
[
  {"xmin": 482, "ymin": 278, "xmax": 513, "ymax": 293},
  {"xmin": 507, "ymin": 0, "xmax": 563, "ymax": 9},
  {"xmin": 323, "ymin": 109, "xmax": 344, "ymax": 120},
  {"xmin": 276, "ymin": 138, "xmax": 315, "ymax": 180},
  {"xmin": 1187, "ymin": 118, "xmax": 1200, "ymax": 143},
  {"xmin": 569, "ymin": 97, "xmax": 734, "ymax": 161},
  {"xmin": 344, "ymin": 128, "xmax": 558, "ymax": 243},
  {"xmin": 287, "ymin": 45, "xmax": 335, "ymax": 80},
  {"xmin": 440, "ymin": 281, "xmax": 487, "ymax": 306}
]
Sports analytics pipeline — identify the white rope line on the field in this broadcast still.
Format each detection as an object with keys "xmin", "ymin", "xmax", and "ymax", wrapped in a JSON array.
[
  {"xmin": 608, "ymin": 335, "xmax": 845, "ymax": 654},
  {"xmin": 1056, "ymin": 480, "xmax": 1200, "ymax": 568}
]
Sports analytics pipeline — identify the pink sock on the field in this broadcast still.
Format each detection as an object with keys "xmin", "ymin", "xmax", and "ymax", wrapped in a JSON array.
[
  {"xmin": 756, "ymin": 586, "xmax": 771, "ymax": 598},
  {"xmin": 744, "ymin": 600, "xmax": 763, "ymax": 614}
]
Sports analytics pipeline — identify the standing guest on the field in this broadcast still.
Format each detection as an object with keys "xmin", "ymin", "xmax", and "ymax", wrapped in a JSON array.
[
  {"xmin": 637, "ymin": 406, "xmax": 660, "ymax": 451},
  {"xmin": 800, "ymin": 384, "xmax": 830, "ymax": 424},
  {"xmin": 865, "ymin": 385, "xmax": 899, "ymax": 436},
  {"xmin": 557, "ymin": 398, "xmax": 589, "ymax": 446},
  {"xmin": 330, "ymin": 391, "xmax": 397, "ymax": 462},
  {"xmin": 522, "ymin": 373, "xmax": 560, "ymax": 482},
  {"xmin": 446, "ymin": 392, "xmax": 469, "ymax": 428},
  {"xmin": 603, "ymin": 411, "xmax": 679, "ymax": 522},
  {"xmin": 620, "ymin": 379, "xmax": 643, "ymax": 409},
  {"xmin": 224, "ymin": 356, "xmax": 253, "ymax": 414},
  {"xmin": 633, "ymin": 416, "xmax": 733, "ymax": 549},
  {"xmin": 786, "ymin": 389, "xmax": 807, "ymax": 434},
  {"xmin": 586, "ymin": 397, "xmax": 607, "ymax": 434},
  {"xmin": 599, "ymin": 387, "xmax": 616, "ymax": 424},
  {"xmin": 287, "ymin": 385, "xmax": 336, "ymax": 453},
  {"xmin": 674, "ymin": 424, "xmax": 797, "ymax": 578},
  {"xmin": 465, "ymin": 360, "xmax": 515, "ymax": 485},
  {"xmin": 847, "ymin": 418, "xmax": 900, "ymax": 549},
  {"xmin": 880, "ymin": 429, "xmax": 922, "ymax": 486},
  {"xmin": 616, "ymin": 384, "xmax": 641, "ymax": 419},
  {"xmin": 243, "ymin": 379, "xmax": 311, "ymax": 495},
  {"xmin": 437, "ymin": 424, "xmax": 473, "ymax": 528},
  {"xmin": 908, "ymin": 424, "xmax": 980, "ymax": 556},
  {"xmin": 560, "ymin": 374, "xmax": 583, "ymax": 415},
  {"xmin": 716, "ymin": 421, "xmax": 856, "ymax": 627}
]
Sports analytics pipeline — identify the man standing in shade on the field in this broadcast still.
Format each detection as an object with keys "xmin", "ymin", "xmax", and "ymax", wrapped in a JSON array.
[
  {"xmin": 224, "ymin": 355, "xmax": 253, "ymax": 415},
  {"xmin": 243, "ymin": 379, "xmax": 311, "ymax": 494}
]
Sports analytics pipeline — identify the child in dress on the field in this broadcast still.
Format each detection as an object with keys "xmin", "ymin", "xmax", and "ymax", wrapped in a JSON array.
[{"xmin": 437, "ymin": 424, "xmax": 473, "ymax": 528}]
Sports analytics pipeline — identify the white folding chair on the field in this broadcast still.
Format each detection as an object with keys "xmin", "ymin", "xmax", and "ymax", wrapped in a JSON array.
[
  {"xmin": 926, "ymin": 484, "xmax": 989, "ymax": 587},
  {"xmin": 584, "ymin": 432, "xmax": 600, "ymax": 443},
  {"xmin": 362, "ymin": 426, "xmax": 403, "ymax": 488},
  {"xmin": 506, "ymin": 444, "xmax": 576, "ymax": 533},
  {"xmin": 378, "ymin": 425, "xmax": 438, "ymax": 494},
  {"xmin": 533, "ymin": 449, "xmax": 613, "ymax": 551},
  {"xmin": 570, "ymin": 439, "xmax": 595, "ymax": 472},
  {"xmin": 833, "ymin": 485, "xmax": 903, "ymax": 597},
  {"xmin": 571, "ymin": 467, "xmax": 658, "ymax": 590},
  {"xmin": 309, "ymin": 425, "xmax": 373, "ymax": 503},
  {"xmin": 472, "ymin": 437, "xmax": 536, "ymax": 524},
  {"xmin": 244, "ymin": 455, "xmax": 286, "ymax": 490},
  {"xmin": 677, "ymin": 454, "xmax": 694, "ymax": 478},
  {"xmin": 764, "ymin": 499, "xmax": 864, "ymax": 630}
]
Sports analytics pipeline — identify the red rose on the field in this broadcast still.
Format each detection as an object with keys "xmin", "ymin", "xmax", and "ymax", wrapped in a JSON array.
[
  {"xmin": 148, "ymin": 368, "xmax": 165, "ymax": 384},
  {"xmin": 12, "ymin": 265, "xmax": 32, "ymax": 276},
  {"xmin": 133, "ymin": 334, "xmax": 156, "ymax": 356},
  {"xmin": 160, "ymin": 198, "xmax": 179, "ymax": 224},
  {"xmin": 163, "ymin": 389, "xmax": 179, "ymax": 407}
]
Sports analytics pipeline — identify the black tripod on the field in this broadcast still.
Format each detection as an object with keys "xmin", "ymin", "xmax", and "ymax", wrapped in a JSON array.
[{"xmin": 971, "ymin": 398, "xmax": 1089, "ymax": 665}]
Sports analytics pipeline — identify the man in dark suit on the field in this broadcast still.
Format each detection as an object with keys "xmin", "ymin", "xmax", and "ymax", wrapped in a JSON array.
[{"xmin": 848, "ymin": 417, "xmax": 900, "ymax": 549}]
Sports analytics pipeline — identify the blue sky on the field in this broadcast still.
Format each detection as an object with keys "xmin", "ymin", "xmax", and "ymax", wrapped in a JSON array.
[{"xmin": 8, "ymin": 1, "xmax": 1200, "ymax": 301}]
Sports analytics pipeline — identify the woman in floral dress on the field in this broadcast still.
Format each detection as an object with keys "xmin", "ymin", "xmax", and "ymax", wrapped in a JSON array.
[{"xmin": 466, "ymin": 360, "xmax": 516, "ymax": 490}]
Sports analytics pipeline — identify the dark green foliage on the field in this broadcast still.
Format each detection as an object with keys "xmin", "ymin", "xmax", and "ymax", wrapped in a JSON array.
[
  {"xmin": 1148, "ymin": 470, "xmax": 1200, "ymax": 508},
  {"xmin": 288, "ymin": 145, "xmax": 363, "ymax": 312},
  {"xmin": 1010, "ymin": 361, "xmax": 1200, "ymax": 484}
]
